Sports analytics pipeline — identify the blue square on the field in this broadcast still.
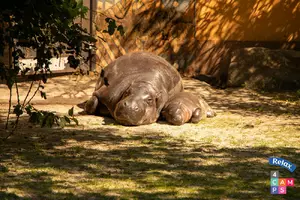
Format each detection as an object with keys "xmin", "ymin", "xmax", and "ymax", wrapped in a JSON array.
[{"xmin": 271, "ymin": 186, "xmax": 278, "ymax": 194}]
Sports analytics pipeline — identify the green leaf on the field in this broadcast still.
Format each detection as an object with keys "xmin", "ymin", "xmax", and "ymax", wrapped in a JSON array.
[
  {"xmin": 108, "ymin": 27, "xmax": 115, "ymax": 35},
  {"xmin": 117, "ymin": 25, "xmax": 125, "ymax": 36},
  {"xmin": 67, "ymin": 55, "xmax": 80, "ymax": 69},
  {"xmin": 46, "ymin": 116, "xmax": 54, "ymax": 127},
  {"xmin": 296, "ymin": 89, "xmax": 300, "ymax": 97},
  {"xmin": 25, "ymin": 104, "xmax": 33, "ymax": 115},
  {"xmin": 29, "ymin": 112, "xmax": 39, "ymax": 124},
  {"xmin": 72, "ymin": 117, "xmax": 79, "ymax": 125},
  {"xmin": 59, "ymin": 116, "xmax": 66, "ymax": 128},
  {"xmin": 13, "ymin": 104, "xmax": 23, "ymax": 116},
  {"xmin": 64, "ymin": 116, "xmax": 71, "ymax": 124},
  {"xmin": 42, "ymin": 112, "xmax": 55, "ymax": 128},
  {"xmin": 40, "ymin": 91, "xmax": 47, "ymax": 99},
  {"xmin": 16, "ymin": 49, "xmax": 25, "ymax": 59},
  {"xmin": 68, "ymin": 107, "xmax": 74, "ymax": 116}
]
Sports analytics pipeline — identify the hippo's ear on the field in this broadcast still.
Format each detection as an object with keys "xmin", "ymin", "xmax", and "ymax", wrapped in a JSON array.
[
  {"xmin": 100, "ymin": 69, "xmax": 105, "ymax": 77},
  {"xmin": 155, "ymin": 89, "xmax": 168, "ymax": 113}
]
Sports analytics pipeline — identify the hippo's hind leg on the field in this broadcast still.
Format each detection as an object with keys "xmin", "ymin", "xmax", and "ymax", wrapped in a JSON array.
[
  {"xmin": 191, "ymin": 108, "xmax": 202, "ymax": 123},
  {"xmin": 85, "ymin": 96, "xmax": 98, "ymax": 114}
]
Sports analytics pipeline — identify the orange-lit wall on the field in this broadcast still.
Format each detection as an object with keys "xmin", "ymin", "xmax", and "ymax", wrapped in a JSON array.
[
  {"xmin": 194, "ymin": 0, "xmax": 300, "ymax": 43},
  {"xmin": 93, "ymin": 0, "xmax": 300, "ymax": 76}
]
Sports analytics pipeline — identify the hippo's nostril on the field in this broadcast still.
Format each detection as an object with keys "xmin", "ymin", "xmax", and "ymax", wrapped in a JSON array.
[{"xmin": 134, "ymin": 106, "xmax": 139, "ymax": 111}]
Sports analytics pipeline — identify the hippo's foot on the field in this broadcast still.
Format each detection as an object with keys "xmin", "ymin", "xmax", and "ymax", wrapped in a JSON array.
[
  {"xmin": 206, "ymin": 109, "xmax": 216, "ymax": 118},
  {"xmin": 191, "ymin": 108, "xmax": 202, "ymax": 123},
  {"xmin": 85, "ymin": 96, "xmax": 98, "ymax": 115},
  {"xmin": 170, "ymin": 115, "xmax": 186, "ymax": 126}
]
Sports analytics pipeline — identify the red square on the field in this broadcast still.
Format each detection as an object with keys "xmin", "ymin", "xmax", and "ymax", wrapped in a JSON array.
[
  {"xmin": 279, "ymin": 178, "xmax": 286, "ymax": 186},
  {"xmin": 278, "ymin": 186, "xmax": 286, "ymax": 194},
  {"xmin": 286, "ymin": 178, "xmax": 294, "ymax": 186}
]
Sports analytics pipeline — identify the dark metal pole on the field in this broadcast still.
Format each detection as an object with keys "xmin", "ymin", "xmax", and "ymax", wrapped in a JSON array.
[
  {"xmin": 194, "ymin": 0, "xmax": 196, "ymax": 40},
  {"xmin": 89, "ymin": 0, "xmax": 94, "ymax": 71}
]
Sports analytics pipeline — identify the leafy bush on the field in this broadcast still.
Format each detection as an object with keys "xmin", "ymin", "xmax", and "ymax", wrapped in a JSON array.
[{"xmin": 0, "ymin": 0, "xmax": 97, "ymax": 139}]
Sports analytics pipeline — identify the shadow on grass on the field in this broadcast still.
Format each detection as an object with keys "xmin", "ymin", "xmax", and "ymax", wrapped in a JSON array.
[
  {"xmin": 183, "ymin": 78, "xmax": 300, "ymax": 117},
  {"xmin": 0, "ymin": 123, "xmax": 299, "ymax": 200}
]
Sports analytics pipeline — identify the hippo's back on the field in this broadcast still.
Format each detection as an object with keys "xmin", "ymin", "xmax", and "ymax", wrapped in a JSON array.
[{"xmin": 98, "ymin": 52, "xmax": 183, "ymax": 94}]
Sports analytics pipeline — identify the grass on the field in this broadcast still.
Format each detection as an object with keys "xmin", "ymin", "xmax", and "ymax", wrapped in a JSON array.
[
  {"xmin": 0, "ymin": 76, "xmax": 300, "ymax": 199},
  {"xmin": 0, "ymin": 116, "xmax": 299, "ymax": 200}
]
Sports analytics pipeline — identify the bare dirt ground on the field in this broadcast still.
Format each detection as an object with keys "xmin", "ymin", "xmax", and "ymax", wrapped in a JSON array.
[{"xmin": 0, "ymin": 75, "xmax": 299, "ymax": 199}]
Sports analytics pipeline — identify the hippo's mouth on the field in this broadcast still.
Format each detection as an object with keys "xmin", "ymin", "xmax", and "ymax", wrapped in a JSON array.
[
  {"xmin": 114, "ymin": 104, "xmax": 157, "ymax": 126},
  {"xmin": 114, "ymin": 115, "xmax": 151, "ymax": 126},
  {"xmin": 116, "ymin": 118, "xmax": 143, "ymax": 126},
  {"xmin": 114, "ymin": 103, "xmax": 145, "ymax": 125}
]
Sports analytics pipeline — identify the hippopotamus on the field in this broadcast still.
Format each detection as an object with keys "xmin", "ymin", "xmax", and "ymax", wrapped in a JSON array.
[
  {"xmin": 85, "ymin": 51, "xmax": 184, "ymax": 125},
  {"xmin": 161, "ymin": 92, "xmax": 216, "ymax": 125}
]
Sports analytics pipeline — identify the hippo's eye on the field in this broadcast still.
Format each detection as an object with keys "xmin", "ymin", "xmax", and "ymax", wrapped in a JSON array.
[
  {"xmin": 123, "ymin": 90, "xmax": 130, "ymax": 97},
  {"xmin": 147, "ymin": 98, "xmax": 153, "ymax": 104}
]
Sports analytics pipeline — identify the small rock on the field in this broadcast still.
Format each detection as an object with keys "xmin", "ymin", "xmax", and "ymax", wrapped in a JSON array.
[{"xmin": 243, "ymin": 124, "xmax": 254, "ymax": 128}]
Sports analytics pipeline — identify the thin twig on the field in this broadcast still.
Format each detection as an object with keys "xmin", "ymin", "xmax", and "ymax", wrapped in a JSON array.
[
  {"xmin": 22, "ymin": 72, "xmax": 37, "ymax": 107},
  {"xmin": 4, "ymin": 130, "xmax": 13, "ymax": 141},
  {"xmin": 25, "ymin": 79, "xmax": 41, "ymax": 107},
  {"xmin": 13, "ymin": 77, "xmax": 21, "ymax": 132},
  {"xmin": 15, "ymin": 80, "xmax": 20, "ymax": 105},
  {"xmin": 5, "ymin": 88, "xmax": 12, "ymax": 130}
]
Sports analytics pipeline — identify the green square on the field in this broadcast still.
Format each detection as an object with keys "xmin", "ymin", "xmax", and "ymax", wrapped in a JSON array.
[{"xmin": 271, "ymin": 178, "xmax": 278, "ymax": 186}]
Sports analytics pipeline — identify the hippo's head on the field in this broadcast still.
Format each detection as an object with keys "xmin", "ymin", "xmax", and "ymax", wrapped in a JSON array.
[{"xmin": 114, "ymin": 82, "xmax": 166, "ymax": 125}]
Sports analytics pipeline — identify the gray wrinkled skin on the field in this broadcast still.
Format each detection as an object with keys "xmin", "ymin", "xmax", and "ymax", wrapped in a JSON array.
[
  {"xmin": 85, "ymin": 51, "xmax": 183, "ymax": 125},
  {"xmin": 162, "ymin": 92, "xmax": 216, "ymax": 125}
]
